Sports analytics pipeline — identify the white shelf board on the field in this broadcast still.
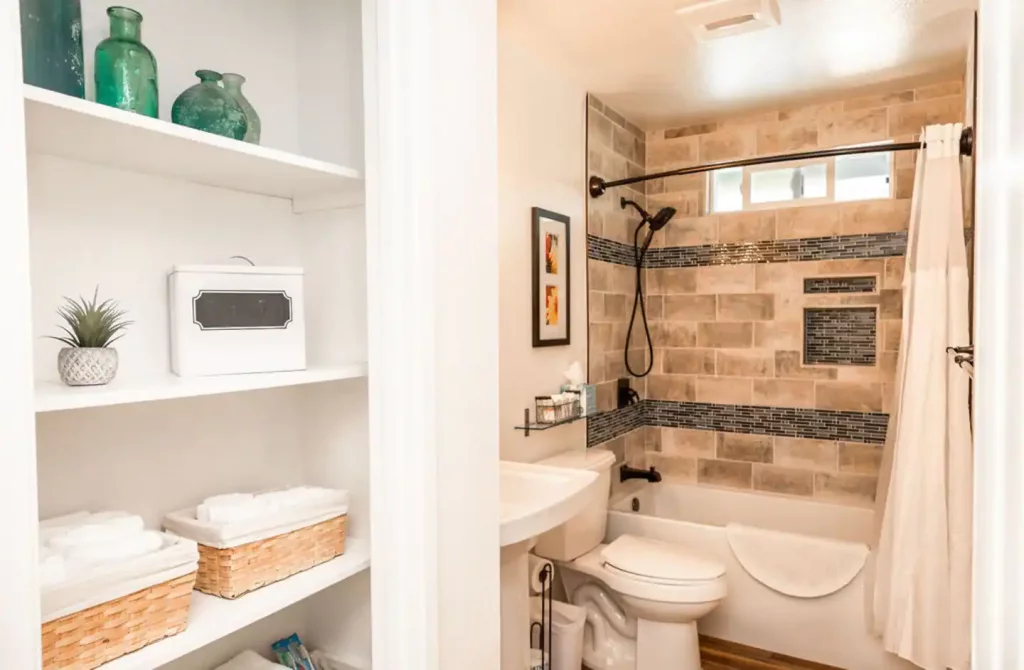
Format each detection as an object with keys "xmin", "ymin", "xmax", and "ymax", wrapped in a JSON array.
[
  {"xmin": 35, "ymin": 364, "xmax": 368, "ymax": 413},
  {"xmin": 23, "ymin": 85, "xmax": 364, "ymax": 203},
  {"xmin": 99, "ymin": 539, "xmax": 370, "ymax": 670}
]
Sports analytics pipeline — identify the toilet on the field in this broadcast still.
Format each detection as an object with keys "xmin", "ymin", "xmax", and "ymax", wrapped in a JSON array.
[{"xmin": 533, "ymin": 449, "xmax": 726, "ymax": 670}]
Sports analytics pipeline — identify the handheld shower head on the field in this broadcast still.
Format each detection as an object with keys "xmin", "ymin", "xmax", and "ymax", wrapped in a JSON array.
[{"xmin": 648, "ymin": 206, "xmax": 677, "ymax": 232}]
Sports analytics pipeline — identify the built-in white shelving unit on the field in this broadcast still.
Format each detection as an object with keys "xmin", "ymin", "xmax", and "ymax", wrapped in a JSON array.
[{"xmin": 8, "ymin": 0, "xmax": 375, "ymax": 667}]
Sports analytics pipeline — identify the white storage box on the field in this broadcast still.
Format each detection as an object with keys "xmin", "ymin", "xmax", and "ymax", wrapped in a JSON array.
[{"xmin": 168, "ymin": 265, "xmax": 306, "ymax": 377}]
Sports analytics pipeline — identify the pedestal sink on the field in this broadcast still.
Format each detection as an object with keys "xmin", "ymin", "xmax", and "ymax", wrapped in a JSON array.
[{"xmin": 500, "ymin": 460, "xmax": 598, "ymax": 670}]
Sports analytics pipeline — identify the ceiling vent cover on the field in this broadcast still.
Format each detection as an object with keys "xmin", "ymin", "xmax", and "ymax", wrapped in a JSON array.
[{"xmin": 676, "ymin": 0, "xmax": 781, "ymax": 41}]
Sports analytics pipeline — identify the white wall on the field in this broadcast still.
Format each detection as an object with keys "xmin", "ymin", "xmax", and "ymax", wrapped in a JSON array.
[{"xmin": 498, "ymin": 13, "xmax": 589, "ymax": 463}]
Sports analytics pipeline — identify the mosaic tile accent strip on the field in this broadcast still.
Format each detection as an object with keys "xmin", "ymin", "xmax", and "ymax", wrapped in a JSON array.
[
  {"xmin": 644, "ymin": 399, "xmax": 888, "ymax": 444},
  {"xmin": 803, "ymin": 276, "xmax": 877, "ymax": 294},
  {"xmin": 643, "ymin": 232, "xmax": 908, "ymax": 268},
  {"xmin": 804, "ymin": 307, "xmax": 877, "ymax": 366},
  {"xmin": 587, "ymin": 401, "xmax": 645, "ymax": 447},
  {"xmin": 587, "ymin": 234, "xmax": 637, "ymax": 267}
]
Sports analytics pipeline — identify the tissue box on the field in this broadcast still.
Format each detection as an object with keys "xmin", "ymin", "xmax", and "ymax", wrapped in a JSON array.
[
  {"xmin": 168, "ymin": 264, "xmax": 306, "ymax": 377},
  {"xmin": 560, "ymin": 383, "xmax": 597, "ymax": 417}
]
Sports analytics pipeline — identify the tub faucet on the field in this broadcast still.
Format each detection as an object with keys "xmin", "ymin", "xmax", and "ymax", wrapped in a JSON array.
[{"xmin": 620, "ymin": 464, "xmax": 662, "ymax": 483}]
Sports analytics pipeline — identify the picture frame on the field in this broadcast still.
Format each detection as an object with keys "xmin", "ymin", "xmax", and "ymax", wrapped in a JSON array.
[{"xmin": 532, "ymin": 207, "xmax": 571, "ymax": 347}]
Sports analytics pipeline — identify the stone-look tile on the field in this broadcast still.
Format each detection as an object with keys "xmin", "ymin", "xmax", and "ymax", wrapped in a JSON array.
[
  {"xmin": 613, "ymin": 126, "xmax": 639, "ymax": 163},
  {"xmin": 778, "ymin": 101, "xmax": 844, "ymax": 122},
  {"xmin": 589, "ymin": 260, "xmax": 613, "ymax": 292},
  {"xmin": 840, "ymin": 200, "xmax": 911, "ymax": 234},
  {"xmin": 648, "ymin": 268, "xmax": 698, "ymax": 294},
  {"xmin": 650, "ymin": 454, "xmax": 697, "ymax": 483},
  {"xmin": 816, "ymin": 259, "xmax": 886, "ymax": 276},
  {"xmin": 605, "ymin": 352, "xmax": 626, "ymax": 380},
  {"xmin": 717, "ymin": 294, "xmax": 775, "ymax": 321},
  {"xmin": 663, "ymin": 173, "xmax": 706, "ymax": 193},
  {"xmin": 804, "ymin": 293, "xmax": 880, "ymax": 308},
  {"xmin": 814, "ymin": 472, "xmax": 878, "ymax": 506},
  {"xmin": 645, "ymin": 425, "xmax": 663, "ymax": 452},
  {"xmin": 588, "ymin": 95, "xmax": 605, "ymax": 113},
  {"xmin": 604, "ymin": 435, "xmax": 626, "ymax": 465},
  {"xmin": 843, "ymin": 89, "xmax": 914, "ymax": 111},
  {"xmin": 756, "ymin": 119, "xmax": 819, "ymax": 154},
  {"xmin": 883, "ymin": 320, "xmax": 902, "ymax": 352},
  {"xmin": 717, "ymin": 349, "xmax": 773, "ymax": 377},
  {"xmin": 589, "ymin": 355, "xmax": 605, "ymax": 384},
  {"xmin": 752, "ymin": 379, "xmax": 816, "ymax": 408},
  {"xmin": 915, "ymin": 81, "xmax": 963, "ymax": 101},
  {"xmin": 753, "ymin": 465, "xmax": 814, "ymax": 496},
  {"xmin": 588, "ymin": 112, "xmax": 614, "ymax": 148},
  {"xmin": 664, "ymin": 216, "xmax": 718, "ymax": 246},
  {"xmin": 662, "ymin": 427, "xmax": 716, "ymax": 458},
  {"xmin": 879, "ymin": 289, "xmax": 903, "ymax": 319},
  {"xmin": 596, "ymin": 381, "xmax": 617, "ymax": 412},
  {"xmin": 604, "ymin": 293, "xmax": 629, "ymax": 321},
  {"xmin": 697, "ymin": 265, "xmax": 755, "ymax": 293},
  {"xmin": 774, "ymin": 437, "xmax": 838, "ymax": 471},
  {"xmin": 589, "ymin": 323, "xmax": 612, "ymax": 355},
  {"xmin": 815, "ymin": 382, "xmax": 884, "ymax": 412},
  {"xmin": 889, "ymin": 97, "xmax": 964, "ymax": 137},
  {"xmin": 838, "ymin": 442, "xmax": 883, "ymax": 475},
  {"xmin": 665, "ymin": 122, "xmax": 718, "ymax": 139},
  {"xmin": 664, "ymin": 348, "xmax": 716, "ymax": 375},
  {"xmin": 754, "ymin": 321, "xmax": 803, "ymax": 349},
  {"xmin": 625, "ymin": 428, "xmax": 647, "ymax": 467},
  {"xmin": 699, "ymin": 127, "xmax": 757, "ymax": 162},
  {"xmin": 718, "ymin": 211, "xmax": 777, "ymax": 243},
  {"xmin": 696, "ymin": 377, "xmax": 753, "ymax": 404},
  {"xmin": 698, "ymin": 458, "xmax": 753, "ymax": 489},
  {"xmin": 894, "ymin": 166, "xmax": 916, "ymax": 200},
  {"xmin": 882, "ymin": 382, "xmax": 895, "ymax": 414},
  {"xmin": 717, "ymin": 432, "xmax": 773, "ymax": 463},
  {"xmin": 648, "ymin": 136, "xmax": 698, "ymax": 168},
  {"xmin": 625, "ymin": 348, "xmax": 647, "ymax": 375},
  {"xmin": 835, "ymin": 353, "xmax": 897, "ymax": 383},
  {"xmin": 647, "ymin": 374, "xmax": 697, "ymax": 402},
  {"xmin": 589, "ymin": 291, "xmax": 606, "ymax": 321},
  {"xmin": 655, "ymin": 321, "xmax": 698, "ymax": 347},
  {"xmin": 698, "ymin": 322, "xmax": 754, "ymax": 348},
  {"xmin": 664, "ymin": 295, "xmax": 717, "ymax": 321},
  {"xmin": 883, "ymin": 257, "xmax": 905, "ymax": 290},
  {"xmin": 776, "ymin": 205, "xmax": 842, "ymax": 240},
  {"xmin": 718, "ymin": 110, "xmax": 780, "ymax": 128},
  {"xmin": 646, "ymin": 177, "xmax": 665, "ymax": 194},
  {"xmin": 819, "ymin": 108, "xmax": 888, "ymax": 147},
  {"xmin": 775, "ymin": 351, "xmax": 838, "ymax": 380},
  {"xmin": 754, "ymin": 262, "xmax": 817, "ymax": 292},
  {"xmin": 646, "ymin": 295, "xmax": 664, "ymax": 320}
]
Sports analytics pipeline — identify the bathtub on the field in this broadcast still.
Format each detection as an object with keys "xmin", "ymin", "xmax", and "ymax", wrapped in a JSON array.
[{"xmin": 608, "ymin": 484, "xmax": 915, "ymax": 670}]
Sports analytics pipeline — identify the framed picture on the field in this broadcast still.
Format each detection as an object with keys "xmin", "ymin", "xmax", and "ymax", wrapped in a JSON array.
[{"xmin": 532, "ymin": 207, "xmax": 571, "ymax": 347}]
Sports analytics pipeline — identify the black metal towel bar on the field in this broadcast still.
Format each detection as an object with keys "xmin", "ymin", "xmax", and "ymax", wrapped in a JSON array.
[{"xmin": 589, "ymin": 127, "xmax": 974, "ymax": 198}]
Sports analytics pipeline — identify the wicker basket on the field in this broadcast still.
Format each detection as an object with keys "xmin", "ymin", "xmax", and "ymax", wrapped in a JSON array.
[
  {"xmin": 41, "ymin": 571, "xmax": 196, "ymax": 670},
  {"xmin": 195, "ymin": 514, "xmax": 347, "ymax": 599}
]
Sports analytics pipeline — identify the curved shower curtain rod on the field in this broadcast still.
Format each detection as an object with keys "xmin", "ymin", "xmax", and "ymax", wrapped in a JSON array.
[{"xmin": 588, "ymin": 126, "xmax": 974, "ymax": 198}]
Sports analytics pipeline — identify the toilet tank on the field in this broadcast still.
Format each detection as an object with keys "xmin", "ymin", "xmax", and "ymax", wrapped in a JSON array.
[{"xmin": 533, "ymin": 448, "xmax": 616, "ymax": 561}]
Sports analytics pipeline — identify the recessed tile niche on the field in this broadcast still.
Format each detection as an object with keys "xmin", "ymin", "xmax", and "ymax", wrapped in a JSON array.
[{"xmin": 804, "ymin": 307, "xmax": 877, "ymax": 366}]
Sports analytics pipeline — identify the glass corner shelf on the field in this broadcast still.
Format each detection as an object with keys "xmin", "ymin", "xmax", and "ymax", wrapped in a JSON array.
[{"xmin": 514, "ymin": 407, "xmax": 605, "ymax": 437}]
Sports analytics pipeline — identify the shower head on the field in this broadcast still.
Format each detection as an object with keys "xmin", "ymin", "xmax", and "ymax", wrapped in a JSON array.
[{"xmin": 648, "ymin": 206, "xmax": 677, "ymax": 232}]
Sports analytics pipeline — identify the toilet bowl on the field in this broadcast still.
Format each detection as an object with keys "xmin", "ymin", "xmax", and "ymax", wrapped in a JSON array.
[
  {"xmin": 558, "ymin": 535, "xmax": 726, "ymax": 670},
  {"xmin": 531, "ymin": 448, "xmax": 726, "ymax": 670}
]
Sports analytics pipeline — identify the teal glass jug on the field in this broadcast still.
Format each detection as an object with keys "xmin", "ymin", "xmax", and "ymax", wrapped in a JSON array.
[
  {"xmin": 171, "ymin": 70, "xmax": 248, "ymax": 140},
  {"xmin": 221, "ymin": 73, "xmax": 261, "ymax": 145},
  {"xmin": 19, "ymin": 0, "xmax": 85, "ymax": 98},
  {"xmin": 95, "ymin": 6, "xmax": 158, "ymax": 117}
]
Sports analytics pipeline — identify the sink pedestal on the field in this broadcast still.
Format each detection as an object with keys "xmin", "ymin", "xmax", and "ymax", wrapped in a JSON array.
[{"xmin": 500, "ymin": 539, "xmax": 535, "ymax": 670}]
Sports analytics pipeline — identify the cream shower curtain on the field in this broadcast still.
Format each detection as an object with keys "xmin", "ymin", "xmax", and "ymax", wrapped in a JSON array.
[{"xmin": 870, "ymin": 124, "xmax": 973, "ymax": 670}]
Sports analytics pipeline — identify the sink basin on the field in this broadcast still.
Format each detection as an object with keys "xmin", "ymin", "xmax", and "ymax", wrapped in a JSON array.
[{"xmin": 499, "ymin": 460, "xmax": 598, "ymax": 547}]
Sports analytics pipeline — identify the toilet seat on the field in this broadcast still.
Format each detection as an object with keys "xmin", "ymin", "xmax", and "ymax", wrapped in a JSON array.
[{"xmin": 571, "ymin": 536, "xmax": 727, "ymax": 604}]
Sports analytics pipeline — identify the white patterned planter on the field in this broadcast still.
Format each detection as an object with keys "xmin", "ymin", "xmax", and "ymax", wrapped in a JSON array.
[{"xmin": 57, "ymin": 347, "xmax": 119, "ymax": 386}]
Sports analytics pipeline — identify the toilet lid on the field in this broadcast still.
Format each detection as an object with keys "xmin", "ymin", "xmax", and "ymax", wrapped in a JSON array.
[{"xmin": 601, "ymin": 535, "xmax": 725, "ymax": 583}]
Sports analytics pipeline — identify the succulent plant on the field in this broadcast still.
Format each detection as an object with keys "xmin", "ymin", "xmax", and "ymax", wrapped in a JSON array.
[{"xmin": 48, "ymin": 287, "xmax": 132, "ymax": 349}]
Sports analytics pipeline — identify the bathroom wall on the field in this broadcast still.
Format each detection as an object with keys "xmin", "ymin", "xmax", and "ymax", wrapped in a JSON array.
[
  {"xmin": 498, "ymin": 12, "xmax": 589, "ymax": 462},
  {"xmin": 586, "ymin": 74, "xmax": 966, "ymax": 506}
]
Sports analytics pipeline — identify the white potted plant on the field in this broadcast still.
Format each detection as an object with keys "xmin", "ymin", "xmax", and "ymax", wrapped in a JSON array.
[{"xmin": 48, "ymin": 288, "xmax": 132, "ymax": 386}]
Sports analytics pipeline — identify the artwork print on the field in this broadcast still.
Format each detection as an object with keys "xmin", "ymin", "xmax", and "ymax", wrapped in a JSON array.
[{"xmin": 532, "ymin": 208, "xmax": 570, "ymax": 347}]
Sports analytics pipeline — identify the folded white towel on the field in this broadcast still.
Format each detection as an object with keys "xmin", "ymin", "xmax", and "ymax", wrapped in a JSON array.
[
  {"xmin": 215, "ymin": 650, "xmax": 286, "ymax": 670},
  {"xmin": 88, "ymin": 511, "xmax": 146, "ymax": 535},
  {"xmin": 49, "ymin": 516, "xmax": 145, "ymax": 551},
  {"xmin": 39, "ymin": 548, "xmax": 67, "ymax": 587},
  {"xmin": 66, "ymin": 531, "xmax": 164, "ymax": 564}
]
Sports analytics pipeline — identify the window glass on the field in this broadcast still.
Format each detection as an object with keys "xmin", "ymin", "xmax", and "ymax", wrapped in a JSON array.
[
  {"xmin": 710, "ymin": 167, "xmax": 743, "ymax": 213},
  {"xmin": 749, "ymin": 163, "xmax": 827, "ymax": 205},
  {"xmin": 835, "ymin": 152, "xmax": 892, "ymax": 201}
]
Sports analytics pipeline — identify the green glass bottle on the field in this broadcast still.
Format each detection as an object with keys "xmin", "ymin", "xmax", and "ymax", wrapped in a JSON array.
[
  {"xmin": 221, "ymin": 73, "xmax": 261, "ymax": 145},
  {"xmin": 95, "ymin": 6, "xmax": 158, "ymax": 117},
  {"xmin": 171, "ymin": 70, "xmax": 248, "ymax": 140},
  {"xmin": 19, "ymin": 0, "xmax": 85, "ymax": 98}
]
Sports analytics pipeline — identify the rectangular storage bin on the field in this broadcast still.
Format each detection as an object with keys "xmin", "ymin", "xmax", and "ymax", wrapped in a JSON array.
[
  {"xmin": 168, "ymin": 264, "xmax": 306, "ymax": 377},
  {"xmin": 41, "ymin": 572, "xmax": 196, "ymax": 670},
  {"xmin": 195, "ymin": 514, "xmax": 347, "ymax": 599}
]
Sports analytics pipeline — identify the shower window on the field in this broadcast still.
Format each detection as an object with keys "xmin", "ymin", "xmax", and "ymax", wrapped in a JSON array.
[{"xmin": 708, "ymin": 142, "xmax": 893, "ymax": 213}]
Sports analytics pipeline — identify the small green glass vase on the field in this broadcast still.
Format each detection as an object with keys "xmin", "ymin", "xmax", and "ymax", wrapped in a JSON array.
[
  {"xmin": 221, "ymin": 73, "xmax": 261, "ymax": 145},
  {"xmin": 94, "ymin": 6, "xmax": 158, "ymax": 117},
  {"xmin": 171, "ymin": 70, "xmax": 248, "ymax": 141},
  {"xmin": 19, "ymin": 0, "xmax": 85, "ymax": 98}
]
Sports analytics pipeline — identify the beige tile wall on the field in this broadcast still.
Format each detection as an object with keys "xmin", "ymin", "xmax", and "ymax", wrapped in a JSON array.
[
  {"xmin": 587, "ymin": 96, "xmax": 649, "ymax": 412},
  {"xmin": 636, "ymin": 77, "xmax": 962, "ymax": 508}
]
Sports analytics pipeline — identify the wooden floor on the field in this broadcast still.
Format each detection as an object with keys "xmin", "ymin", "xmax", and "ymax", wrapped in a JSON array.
[{"xmin": 700, "ymin": 636, "xmax": 844, "ymax": 670}]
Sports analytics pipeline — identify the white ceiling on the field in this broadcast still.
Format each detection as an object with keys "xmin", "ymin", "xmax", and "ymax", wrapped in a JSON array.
[{"xmin": 500, "ymin": 0, "xmax": 976, "ymax": 128}]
